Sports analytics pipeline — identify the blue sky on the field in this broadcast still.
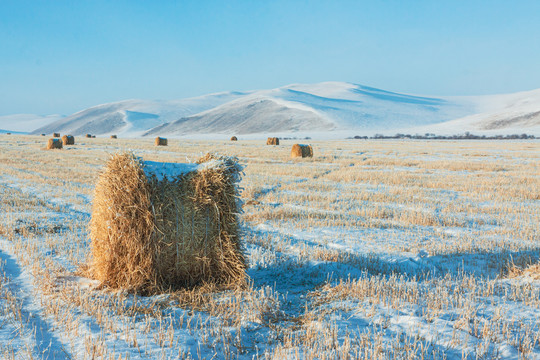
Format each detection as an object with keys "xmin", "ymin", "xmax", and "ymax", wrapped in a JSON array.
[{"xmin": 1, "ymin": 0, "xmax": 539, "ymax": 115}]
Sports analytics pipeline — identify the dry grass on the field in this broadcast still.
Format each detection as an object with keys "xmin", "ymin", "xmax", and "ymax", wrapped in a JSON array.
[
  {"xmin": 291, "ymin": 144, "xmax": 313, "ymax": 158},
  {"xmin": 266, "ymin": 137, "xmax": 279, "ymax": 145},
  {"xmin": 89, "ymin": 152, "xmax": 246, "ymax": 293},
  {"xmin": 46, "ymin": 138, "xmax": 62, "ymax": 149},
  {"xmin": 0, "ymin": 136, "xmax": 538, "ymax": 359},
  {"xmin": 155, "ymin": 137, "xmax": 168, "ymax": 146},
  {"xmin": 61, "ymin": 135, "xmax": 75, "ymax": 145}
]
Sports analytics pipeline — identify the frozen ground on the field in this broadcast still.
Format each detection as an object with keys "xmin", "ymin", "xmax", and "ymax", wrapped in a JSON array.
[{"xmin": 0, "ymin": 135, "xmax": 538, "ymax": 359}]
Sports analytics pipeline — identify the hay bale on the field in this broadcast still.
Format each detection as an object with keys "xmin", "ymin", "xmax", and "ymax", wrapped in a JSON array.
[
  {"xmin": 46, "ymin": 138, "xmax": 63, "ymax": 150},
  {"xmin": 62, "ymin": 135, "xmax": 75, "ymax": 145},
  {"xmin": 155, "ymin": 137, "xmax": 168, "ymax": 146},
  {"xmin": 41, "ymin": 134, "xmax": 46, "ymax": 136},
  {"xmin": 110, "ymin": 135, "xmax": 117, "ymax": 139},
  {"xmin": 92, "ymin": 135, "xmax": 96, "ymax": 138},
  {"xmin": 6, "ymin": 133, "xmax": 11, "ymax": 135},
  {"xmin": 86, "ymin": 134, "xmax": 92, "ymax": 138},
  {"xmin": 53, "ymin": 132, "xmax": 60, "ymax": 138},
  {"xmin": 230, "ymin": 136, "xmax": 238, "ymax": 141},
  {"xmin": 266, "ymin": 137, "xmax": 279, "ymax": 145},
  {"xmin": 291, "ymin": 144, "xmax": 313, "ymax": 158},
  {"xmin": 89, "ymin": 152, "xmax": 245, "ymax": 293}
]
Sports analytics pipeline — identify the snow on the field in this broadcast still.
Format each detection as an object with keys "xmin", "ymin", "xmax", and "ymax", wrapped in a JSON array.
[
  {"xmin": 143, "ymin": 161, "xmax": 199, "ymax": 181},
  {"xmin": 3, "ymin": 82, "xmax": 535, "ymax": 138},
  {"xmin": 29, "ymin": 91, "xmax": 247, "ymax": 138},
  {"xmin": 0, "ymin": 137, "xmax": 538, "ymax": 358},
  {"xmin": 0, "ymin": 113, "xmax": 63, "ymax": 133}
]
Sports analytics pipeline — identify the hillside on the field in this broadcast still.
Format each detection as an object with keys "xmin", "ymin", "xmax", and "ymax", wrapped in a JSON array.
[
  {"xmin": 145, "ymin": 97, "xmax": 335, "ymax": 136},
  {"xmin": 18, "ymin": 82, "xmax": 540, "ymax": 138},
  {"xmin": 411, "ymin": 88, "xmax": 540, "ymax": 135},
  {"xmin": 30, "ymin": 92, "xmax": 247, "ymax": 137},
  {"xmin": 0, "ymin": 114, "xmax": 63, "ymax": 133}
]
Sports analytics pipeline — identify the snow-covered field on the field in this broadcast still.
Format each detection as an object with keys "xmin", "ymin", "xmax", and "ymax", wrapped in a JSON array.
[{"xmin": 0, "ymin": 135, "xmax": 538, "ymax": 359}]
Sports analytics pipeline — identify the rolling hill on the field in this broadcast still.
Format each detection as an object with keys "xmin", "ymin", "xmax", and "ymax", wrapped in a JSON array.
[
  {"xmin": 19, "ymin": 82, "xmax": 540, "ymax": 138},
  {"xmin": 30, "ymin": 92, "xmax": 247, "ymax": 137},
  {"xmin": 0, "ymin": 114, "xmax": 63, "ymax": 134}
]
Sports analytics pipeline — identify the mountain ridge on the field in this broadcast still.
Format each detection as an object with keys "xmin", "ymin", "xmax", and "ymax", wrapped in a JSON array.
[{"xmin": 15, "ymin": 81, "xmax": 540, "ymax": 137}]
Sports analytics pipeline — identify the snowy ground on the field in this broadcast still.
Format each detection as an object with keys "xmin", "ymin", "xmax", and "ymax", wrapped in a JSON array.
[{"xmin": 0, "ymin": 135, "xmax": 538, "ymax": 359}]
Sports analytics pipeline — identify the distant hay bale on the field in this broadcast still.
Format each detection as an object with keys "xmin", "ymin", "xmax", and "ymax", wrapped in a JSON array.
[
  {"xmin": 110, "ymin": 135, "xmax": 117, "ymax": 139},
  {"xmin": 266, "ymin": 137, "xmax": 279, "ymax": 145},
  {"xmin": 46, "ymin": 138, "xmax": 63, "ymax": 150},
  {"xmin": 92, "ymin": 135, "xmax": 96, "ymax": 138},
  {"xmin": 41, "ymin": 134, "xmax": 46, "ymax": 136},
  {"xmin": 62, "ymin": 135, "xmax": 75, "ymax": 145},
  {"xmin": 6, "ymin": 133, "xmax": 11, "ymax": 135},
  {"xmin": 230, "ymin": 136, "xmax": 238, "ymax": 141},
  {"xmin": 291, "ymin": 144, "xmax": 313, "ymax": 158},
  {"xmin": 89, "ymin": 152, "xmax": 245, "ymax": 293},
  {"xmin": 155, "ymin": 137, "xmax": 168, "ymax": 146},
  {"xmin": 86, "ymin": 134, "xmax": 92, "ymax": 138},
  {"xmin": 53, "ymin": 133, "xmax": 60, "ymax": 138}
]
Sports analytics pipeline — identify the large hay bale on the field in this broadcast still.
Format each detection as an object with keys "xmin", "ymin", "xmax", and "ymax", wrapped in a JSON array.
[
  {"xmin": 266, "ymin": 137, "xmax": 279, "ymax": 145},
  {"xmin": 230, "ymin": 136, "xmax": 238, "ymax": 141},
  {"xmin": 291, "ymin": 144, "xmax": 313, "ymax": 158},
  {"xmin": 86, "ymin": 134, "xmax": 92, "ymax": 138},
  {"xmin": 155, "ymin": 137, "xmax": 168, "ymax": 146},
  {"xmin": 89, "ymin": 152, "xmax": 245, "ymax": 293},
  {"xmin": 47, "ymin": 138, "xmax": 63, "ymax": 150},
  {"xmin": 62, "ymin": 135, "xmax": 75, "ymax": 145},
  {"xmin": 110, "ymin": 135, "xmax": 117, "ymax": 139},
  {"xmin": 53, "ymin": 132, "xmax": 60, "ymax": 138}
]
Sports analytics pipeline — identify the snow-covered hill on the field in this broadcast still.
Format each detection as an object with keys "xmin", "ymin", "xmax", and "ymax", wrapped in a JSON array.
[
  {"xmin": 144, "ymin": 97, "xmax": 335, "ymax": 137},
  {"xmin": 408, "ymin": 88, "xmax": 540, "ymax": 136},
  {"xmin": 13, "ymin": 82, "xmax": 540, "ymax": 138},
  {"xmin": 30, "ymin": 92, "xmax": 247, "ymax": 137},
  {"xmin": 146, "ymin": 83, "xmax": 475, "ymax": 138},
  {"xmin": 0, "ymin": 114, "xmax": 63, "ymax": 133}
]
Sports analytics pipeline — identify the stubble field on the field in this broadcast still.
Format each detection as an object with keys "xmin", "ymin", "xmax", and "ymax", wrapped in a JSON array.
[{"xmin": 0, "ymin": 135, "xmax": 538, "ymax": 359}]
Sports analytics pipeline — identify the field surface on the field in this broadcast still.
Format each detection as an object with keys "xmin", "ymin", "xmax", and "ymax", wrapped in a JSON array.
[{"xmin": 0, "ymin": 135, "xmax": 538, "ymax": 359}]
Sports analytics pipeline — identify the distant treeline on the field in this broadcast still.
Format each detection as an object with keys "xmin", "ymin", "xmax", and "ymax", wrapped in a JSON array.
[{"xmin": 349, "ymin": 132, "xmax": 536, "ymax": 140}]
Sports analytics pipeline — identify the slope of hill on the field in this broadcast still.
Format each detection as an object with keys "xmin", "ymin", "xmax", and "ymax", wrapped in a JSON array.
[
  {"xmin": 406, "ymin": 88, "xmax": 540, "ymax": 136},
  {"xmin": 145, "ymin": 97, "xmax": 335, "ymax": 136},
  {"xmin": 0, "ymin": 114, "xmax": 63, "ymax": 133},
  {"xmin": 30, "ymin": 92, "xmax": 247, "ymax": 137},
  {"xmin": 20, "ymin": 82, "xmax": 540, "ymax": 138}
]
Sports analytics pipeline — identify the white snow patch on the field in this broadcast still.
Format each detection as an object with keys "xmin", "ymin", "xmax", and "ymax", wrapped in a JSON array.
[{"xmin": 143, "ymin": 161, "xmax": 199, "ymax": 181}]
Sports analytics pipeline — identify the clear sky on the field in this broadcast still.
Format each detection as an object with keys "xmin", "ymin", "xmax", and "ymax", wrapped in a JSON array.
[{"xmin": 1, "ymin": 0, "xmax": 539, "ymax": 115}]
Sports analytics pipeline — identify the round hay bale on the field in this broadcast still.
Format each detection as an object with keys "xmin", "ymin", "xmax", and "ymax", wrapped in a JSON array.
[
  {"xmin": 53, "ymin": 132, "xmax": 60, "ymax": 138},
  {"xmin": 266, "ymin": 137, "xmax": 279, "ymax": 145},
  {"xmin": 155, "ymin": 137, "xmax": 168, "ymax": 146},
  {"xmin": 62, "ymin": 135, "xmax": 75, "ymax": 145},
  {"xmin": 291, "ymin": 144, "xmax": 313, "ymax": 158},
  {"xmin": 89, "ymin": 152, "xmax": 245, "ymax": 293},
  {"xmin": 41, "ymin": 133, "xmax": 46, "ymax": 136},
  {"xmin": 47, "ymin": 138, "xmax": 63, "ymax": 150},
  {"xmin": 6, "ymin": 133, "xmax": 11, "ymax": 135},
  {"xmin": 91, "ymin": 135, "xmax": 96, "ymax": 138},
  {"xmin": 85, "ymin": 134, "xmax": 92, "ymax": 138},
  {"xmin": 230, "ymin": 136, "xmax": 238, "ymax": 141},
  {"xmin": 110, "ymin": 135, "xmax": 117, "ymax": 139}
]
